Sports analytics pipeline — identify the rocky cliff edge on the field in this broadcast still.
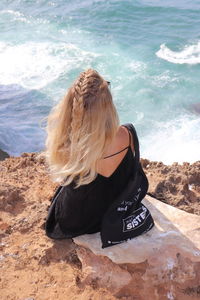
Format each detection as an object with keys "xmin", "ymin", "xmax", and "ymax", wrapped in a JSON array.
[{"xmin": 0, "ymin": 153, "xmax": 200, "ymax": 300}]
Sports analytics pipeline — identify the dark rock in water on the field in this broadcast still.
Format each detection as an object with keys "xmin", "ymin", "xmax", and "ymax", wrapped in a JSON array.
[{"xmin": 0, "ymin": 149, "xmax": 9, "ymax": 161}]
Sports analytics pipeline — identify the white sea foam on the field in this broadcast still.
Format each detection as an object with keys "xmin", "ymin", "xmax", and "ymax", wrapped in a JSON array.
[
  {"xmin": 0, "ymin": 41, "xmax": 100, "ymax": 89},
  {"xmin": 151, "ymin": 71, "xmax": 179, "ymax": 88},
  {"xmin": 141, "ymin": 116, "xmax": 200, "ymax": 164},
  {"xmin": 0, "ymin": 9, "xmax": 31, "ymax": 23},
  {"xmin": 156, "ymin": 42, "xmax": 200, "ymax": 64},
  {"xmin": 0, "ymin": 10, "xmax": 23, "ymax": 17},
  {"xmin": 129, "ymin": 60, "xmax": 146, "ymax": 73}
]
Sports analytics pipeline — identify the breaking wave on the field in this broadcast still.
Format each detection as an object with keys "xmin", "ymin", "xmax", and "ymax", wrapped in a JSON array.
[
  {"xmin": 156, "ymin": 42, "xmax": 200, "ymax": 64},
  {"xmin": 0, "ymin": 41, "xmax": 100, "ymax": 89}
]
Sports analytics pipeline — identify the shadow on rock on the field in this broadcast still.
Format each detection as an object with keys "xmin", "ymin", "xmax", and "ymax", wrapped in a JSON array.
[
  {"xmin": 0, "ymin": 183, "xmax": 25, "ymax": 215},
  {"xmin": 39, "ymin": 239, "xmax": 81, "ymax": 269}
]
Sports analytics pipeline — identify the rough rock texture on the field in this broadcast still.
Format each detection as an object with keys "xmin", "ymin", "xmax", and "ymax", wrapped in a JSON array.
[
  {"xmin": 74, "ymin": 196, "xmax": 200, "ymax": 299},
  {"xmin": 0, "ymin": 153, "xmax": 115, "ymax": 300},
  {"xmin": 141, "ymin": 159, "xmax": 200, "ymax": 215},
  {"xmin": 0, "ymin": 153, "xmax": 200, "ymax": 300},
  {"xmin": 76, "ymin": 247, "xmax": 200, "ymax": 300}
]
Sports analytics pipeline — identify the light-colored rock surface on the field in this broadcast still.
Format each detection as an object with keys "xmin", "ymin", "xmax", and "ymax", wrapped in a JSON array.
[
  {"xmin": 74, "ymin": 196, "xmax": 200, "ymax": 300},
  {"xmin": 74, "ymin": 195, "xmax": 200, "ymax": 264}
]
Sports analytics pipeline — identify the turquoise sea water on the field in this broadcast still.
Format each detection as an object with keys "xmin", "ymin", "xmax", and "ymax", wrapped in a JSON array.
[{"xmin": 0, "ymin": 0, "xmax": 200, "ymax": 163}]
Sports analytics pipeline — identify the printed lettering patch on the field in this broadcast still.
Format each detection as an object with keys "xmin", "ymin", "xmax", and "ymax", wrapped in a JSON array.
[
  {"xmin": 122, "ymin": 205, "xmax": 150, "ymax": 232},
  {"xmin": 118, "ymin": 188, "xmax": 142, "ymax": 211}
]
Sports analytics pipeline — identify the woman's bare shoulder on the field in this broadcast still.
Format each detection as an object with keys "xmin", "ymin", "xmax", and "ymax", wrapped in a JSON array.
[
  {"xmin": 102, "ymin": 125, "xmax": 134, "ymax": 158},
  {"xmin": 117, "ymin": 125, "xmax": 134, "ymax": 152},
  {"xmin": 116, "ymin": 125, "xmax": 130, "ymax": 145}
]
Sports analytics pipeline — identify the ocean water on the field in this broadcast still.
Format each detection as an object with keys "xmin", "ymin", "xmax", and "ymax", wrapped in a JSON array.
[{"xmin": 0, "ymin": 0, "xmax": 200, "ymax": 163}]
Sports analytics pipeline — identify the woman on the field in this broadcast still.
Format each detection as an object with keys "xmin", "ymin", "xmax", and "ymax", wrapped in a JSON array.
[{"xmin": 45, "ymin": 69, "xmax": 154, "ymax": 245}]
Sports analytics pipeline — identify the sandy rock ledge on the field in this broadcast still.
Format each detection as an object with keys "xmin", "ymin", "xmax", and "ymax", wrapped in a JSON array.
[{"xmin": 0, "ymin": 153, "xmax": 200, "ymax": 300}]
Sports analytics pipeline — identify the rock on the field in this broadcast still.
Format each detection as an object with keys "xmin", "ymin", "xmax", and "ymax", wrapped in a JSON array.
[
  {"xmin": 0, "ymin": 148, "xmax": 9, "ymax": 161},
  {"xmin": 76, "ymin": 246, "xmax": 132, "ymax": 292},
  {"xmin": 144, "ymin": 160, "xmax": 200, "ymax": 215},
  {"xmin": 74, "ymin": 195, "xmax": 200, "ymax": 300},
  {"xmin": 39, "ymin": 240, "xmax": 76, "ymax": 265},
  {"xmin": 0, "ymin": 184, "xmax": 25, "ymax": 214}
]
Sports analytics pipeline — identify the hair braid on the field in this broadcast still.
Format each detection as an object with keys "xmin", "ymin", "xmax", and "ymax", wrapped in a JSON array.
[
  {"xmin": 70, "ymin": 76, "xmax": 85, "ymax": 144},
  {"xmin": 70, "ymin": 69, "xmax": 102, "ymax": 144}
]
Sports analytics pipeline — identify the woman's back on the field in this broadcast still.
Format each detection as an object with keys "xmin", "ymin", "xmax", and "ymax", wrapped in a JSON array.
[
  {"xmin": 52, "ymin": 124, "xmax": 136, "ymax": 237},
  {"xmin": 96, "ymin": 125, "xmax": 134, "ymax": 177}
]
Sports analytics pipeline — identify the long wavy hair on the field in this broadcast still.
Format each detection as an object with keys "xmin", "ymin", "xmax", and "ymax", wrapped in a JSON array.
[{"xmin": 45, "ymin": 69, "xmax": 119, "ymax": 187}]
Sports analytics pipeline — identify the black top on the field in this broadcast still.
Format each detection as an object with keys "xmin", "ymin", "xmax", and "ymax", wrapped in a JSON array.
[
  {"xmin": 48, "ymin": 124, "xmax": 136, "ymax": 238},
  {"xmin": 46, "ymin": 123, "xmax": 154, "ymax": 248}
]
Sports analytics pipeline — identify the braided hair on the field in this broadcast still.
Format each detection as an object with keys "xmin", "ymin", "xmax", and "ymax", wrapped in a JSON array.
[{"xmin": 70, "ymin": 70, "xmax": 103, "ymax": 152}]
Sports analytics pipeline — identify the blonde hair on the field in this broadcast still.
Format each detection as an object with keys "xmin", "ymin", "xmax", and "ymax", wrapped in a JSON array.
[{"xmin": 45, "ymin": 69, "xmax": 119, "ymax": 187}]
